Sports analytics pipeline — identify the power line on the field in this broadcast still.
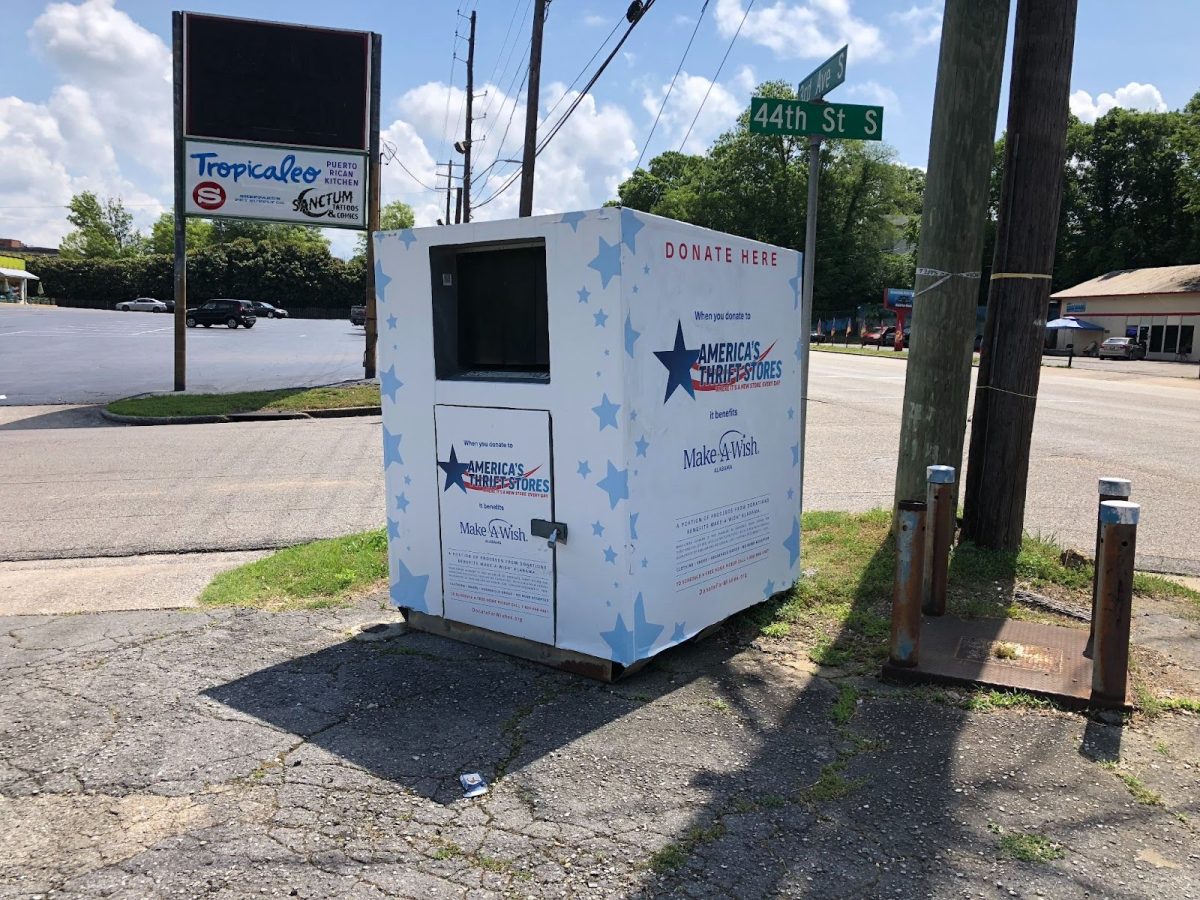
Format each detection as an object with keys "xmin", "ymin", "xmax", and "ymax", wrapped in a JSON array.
[
  {"xmin": 636, "ymin": 0, "xmax": 709, "ymax": 172},
  {"xmin": 477, "ymin": 0, "xmax": 530, "ymax": 125},
  {"xmin": 394, "ymin": 159, "xmax": 443, "ymax": 193},
  {"xmin": 678, "ymin": 0, "xmax": 754, "ymax": 152}
]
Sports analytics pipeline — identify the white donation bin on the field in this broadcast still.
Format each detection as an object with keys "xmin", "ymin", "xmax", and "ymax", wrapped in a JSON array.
[{"xmin": 374, "ymin": 207, "xmax": 805, "ymax": 679}]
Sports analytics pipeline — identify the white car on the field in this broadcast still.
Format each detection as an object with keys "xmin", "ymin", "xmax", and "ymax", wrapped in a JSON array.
[{"xmin": 116, "ymin": 297, "xmax": 168, "ymax": 313}]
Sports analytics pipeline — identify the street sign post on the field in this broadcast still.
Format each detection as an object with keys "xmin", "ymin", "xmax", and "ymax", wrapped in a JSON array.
[
  {"xmin": 749, "ymin": 98, "xmax": 883, "ymax": 141},
  {"xmin": 796, "ymin": 45, "xmax": 847, "ymax": 102}
]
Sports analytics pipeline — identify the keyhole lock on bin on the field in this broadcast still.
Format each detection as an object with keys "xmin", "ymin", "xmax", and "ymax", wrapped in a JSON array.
[{"xmin": 531, "ymin": 519, "xmax": 568, "ymax": 548}]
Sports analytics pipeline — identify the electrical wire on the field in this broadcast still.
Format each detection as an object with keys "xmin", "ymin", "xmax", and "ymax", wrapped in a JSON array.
[
  {"xmin": 477, "ymin": 0, "xmax": 530, "ymax": 126},
  {"xmin": 678, "ymin": 0, "xmax": 754, "ymax": 152},
  {"xmin": 635, "ymin": 0, "xmax": 709, "ymax": 172},
  {"xmin": 394, "ymin": 159, "xmax": 443, "ymax": 193}
]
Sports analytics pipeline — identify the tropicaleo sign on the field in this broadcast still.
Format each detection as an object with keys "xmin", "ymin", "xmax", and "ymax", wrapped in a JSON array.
[{"xmin": 182, "ymin": 140, "xmax": 367, "ymax": 229}]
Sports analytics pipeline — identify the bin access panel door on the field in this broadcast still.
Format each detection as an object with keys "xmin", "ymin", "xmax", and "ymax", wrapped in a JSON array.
[{"xmin": 434, "ymin": 405, "xmax": 556, "ymax": 644}]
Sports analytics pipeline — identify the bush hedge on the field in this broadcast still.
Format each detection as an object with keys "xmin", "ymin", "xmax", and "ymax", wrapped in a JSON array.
[{"xmin": 26, "ymin": 239, "xmax": 366, "ymax": 319}]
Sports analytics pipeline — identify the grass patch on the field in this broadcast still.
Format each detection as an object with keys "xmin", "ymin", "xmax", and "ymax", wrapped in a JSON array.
[
  {"xmin": 963, "ymin": 689, "xmax": 1052, "ymax": 712},
  {"xmin": 432, "ymin": 843, "xmax": 463, "ymax": 860},
  {"xmin": 1100, "ymin": 762, "xmax": 1164, "ymax": 806},
  {"xmin": 830, "ymin": 683, "xmax": 859, "ymax": 725},
  {"xmin": 800, "ymin": 760, "xmax": 861, "ymax": 803},
  {"xmin": 707, "ymin": 698, "xmax": 730, "ymax": 713},
  {"xmin": 811, "ymin": 343, "xmax": 909, "ymax": 360},
  {"xmin": 998, "ymin": 831, "xmax": 1064, "ymax": 863},
  {"xmin": 106, "ymin": 383, "xmax": 380, "ymax": 417},
  {"xmin": 199, "ymin": 528, "xmax": 387, "ymax": 609},
  {"xmin": 648, "ymin": 822, "xmax": 726, "ymax": 873}
]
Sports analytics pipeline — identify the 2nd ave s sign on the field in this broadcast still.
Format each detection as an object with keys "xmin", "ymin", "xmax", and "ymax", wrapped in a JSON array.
[{"xmin": 749, "ymin": 97, "xmax": 883, "ymax": 141}]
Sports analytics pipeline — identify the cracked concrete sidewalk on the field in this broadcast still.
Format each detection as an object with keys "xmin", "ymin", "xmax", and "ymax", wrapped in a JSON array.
[{"xmin": 2, "ymin": 596, "xmax": 1198, "ymax": 900}]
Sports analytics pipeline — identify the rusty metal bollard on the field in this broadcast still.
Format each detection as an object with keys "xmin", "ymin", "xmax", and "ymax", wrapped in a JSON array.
[
  {"xmin": 922, "ymin": 465, "xmax": 956, "ymax": 616},
  {"xmin": 889, "ymin": 500, "xmax": 927, "ymax": 668},
  {"xmin": 1085, "ymin": 477, "xmax": 1132, "ymax": 658},
  {"xmin": 1091, "ymin": 500, "xmax": 1139, "ymax": 706}
]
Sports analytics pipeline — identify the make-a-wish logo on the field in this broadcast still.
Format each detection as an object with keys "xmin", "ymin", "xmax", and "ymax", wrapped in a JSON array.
[
  {"xmin": 460, "ymin": 517, "xmax": 529, "ymax": 543},
  {"xmin": 654, "ymin": 319, "xmax": 782, "ymax": 403},
  {"xmin": 682, "ymin": 429, "xmax": 760, "ymax": 472},
  {"xmin": 438, "ymin": 445, "xmax": 551, "ymax": 495}
]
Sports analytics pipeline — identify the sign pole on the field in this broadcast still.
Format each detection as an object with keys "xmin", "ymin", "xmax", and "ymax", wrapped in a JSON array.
[
  {"xmin": 172, "ymin": 11, "xmax": 187, "ymax": 392},
  {"xmin": 364, "ymin": 33, "xmax": 382, "ymax": 380},
  {"xmin": 799, "ymin": 131, "xmax": 820, "ymax": 492}
]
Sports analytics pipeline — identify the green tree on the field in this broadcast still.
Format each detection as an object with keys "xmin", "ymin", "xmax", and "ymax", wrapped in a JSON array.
[
  {"xmin": 59, "ymin": 192, "xmax": 145, "ymax": 258},
  {"xmin": 207, "ymin": 219, "xmax": 330, "ymax": 250},
  {"xmin": 354, "ymin": 200, "xmax": 416, "ymax": 259},
  {"xmin": 148, "ymin": 212, "xmax": 213, "ymax": 254}
]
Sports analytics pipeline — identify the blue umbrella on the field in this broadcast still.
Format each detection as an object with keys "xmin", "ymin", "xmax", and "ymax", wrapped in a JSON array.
[{"xmin": 1046, "ymin": 316, "xmax": 1104, "ymax": 330}]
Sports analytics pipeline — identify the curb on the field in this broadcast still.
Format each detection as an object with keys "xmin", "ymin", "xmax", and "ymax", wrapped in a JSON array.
[{"xmin": 100, "ymin": 405, "xmax": 382, "ymax": 426}]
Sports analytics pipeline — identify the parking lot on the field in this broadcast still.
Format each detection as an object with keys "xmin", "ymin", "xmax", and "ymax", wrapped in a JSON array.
[{"xmin": 0, "ymin": 305, "xmax": 370, "ymax": 405}]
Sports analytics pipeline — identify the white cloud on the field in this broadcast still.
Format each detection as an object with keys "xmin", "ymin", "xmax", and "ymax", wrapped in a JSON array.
[
  {"xmin": 714, "ymin": 0, "xmax": 884, "ymax": 62},
  {"xmin": 583, "ymin": 14, "xmax": 607, "ymax": 27},
  {"xmin": 890, "ymin": 3, "xmax": 941, "ymax": 48},
  {"xmin": 846, "ymin": 80, "xmax": 900, "ymax": 115},
  {"xmin": 640, "ymin": 70, "xmax": 747, "ymax": 157},
  {"xmin": 1069, "ymin": 82, "xmax": 1168, "ymax": 124}
]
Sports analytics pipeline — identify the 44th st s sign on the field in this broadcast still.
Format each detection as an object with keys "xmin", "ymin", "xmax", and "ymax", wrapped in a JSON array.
[{"xmin": 749, "ymin": 98, "xmax": 884, "ymax": 141}]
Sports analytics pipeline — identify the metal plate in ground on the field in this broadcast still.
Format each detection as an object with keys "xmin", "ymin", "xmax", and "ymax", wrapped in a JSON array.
[{"xmin": 881, "ymin": 615, "xmax": 1130, "ymax": 709}]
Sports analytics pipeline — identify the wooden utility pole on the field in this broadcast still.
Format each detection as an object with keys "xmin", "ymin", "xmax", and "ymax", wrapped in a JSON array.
[
  {"xmin": 518, "ymin": 0, "xmax": 548, "ymax": 216},
  {"xmin": 962, "ymin": 0, "xmax": 1079, "ymax": 550},
  {"xmin": 462, "ymin": 10, "xmax": 476, "ymax": 222},
  {"xmin": 893, "ymin": 0, "xmax": 1009, "ymax": 512}
]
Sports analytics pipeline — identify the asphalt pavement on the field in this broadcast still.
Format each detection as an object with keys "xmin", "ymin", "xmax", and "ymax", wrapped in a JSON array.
[
  {"xmin": 2, "ymin": 597, "xmax": 1198, "ymax": 899},
  {"xmin": 0, "ymin": 305, "xmax": 368, "ymax": 405}
]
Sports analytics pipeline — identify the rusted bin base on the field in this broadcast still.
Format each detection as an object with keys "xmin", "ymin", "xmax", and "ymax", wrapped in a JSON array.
[{"xmin": 881, "ymin": 615, "xmax": 1131, "ymax": 711}]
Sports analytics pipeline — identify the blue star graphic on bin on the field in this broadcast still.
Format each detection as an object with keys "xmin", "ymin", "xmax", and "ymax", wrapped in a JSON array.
[
  {"xmin": 596, "ymin": 460, "xmax": 629, "ymax": 509},
  {"xmin": 629, "ymin": 512, "xmax": 640, "ymax": 541},
  {"xmin": 654, "ymin": 320, "xmax": 701, "ymax": 402},
  {"xmin": 387, "ymin": 517, "xmax": 402, "ymax": 541},
  {"xmin": 397, "ymin": 229, "xmax": 417, "ymax": 249},
  {"xmin": 601, "ymin": 593, "xmax": 663, "ymax": 665},
  {"xmin": 588, "ymin": 236, "xmax": 622, "ymax": 288},
  {"xmin": 592, "ymin": 520, "xmax": 605, "ymax": 537},
  {"xmin": 603, "ymin": 545, "xmax": 617, "ymax": 564},
  {"xmin": 560, "ymin": 211, "xmax": 586, "ymax": 231},
  {"xmin": 375, "ymin": 257, "xmax": 392, "ymax": 302},
  {"xmin": 787, "ymin": 487, "xmax": 795, "ymax": 500},
  {"xmin": 577, "ymin": 286, "xmax": 591, "ymax": 304},
  {"xmin": 380, "ymin": 365, "xmax": 404, "ymax": 403},
  {"xmin": 577, "ymin": 459, "xmax": 591, "ymax": 479},
  {"xmin": 404, "ymin": 474, "xmax": 412, "ymax": 485},
  {"xmin": 621, "ymin": 208, "xmax": 645, "ymax": 252},
  {"xmin": 624, "ymin": 314, "xmax": 640, "ymax": 359},
  {"xmin": 763, "ymin": 579, "xmax": 776, "ymax": 599},
  {"xmin": 386, "ymin": 314, "xmax": 398, "ymax": 330},
  {"xmin": 438, "ymin": 445, "xmax": 471, "ymax": 493},
  {"xmin": 641, "ymin": 557, "xmax": 648, "ymax": 568},
  {"xmin": 671, "ymin": 621, "xmax": 686, "ymax": 642},
  {"xmin": 391, "ymin": 558, "xmax": 429, "ymax": 612},
  {"xmin": 593, "ymin": 308, "xmax": 608, "ymax": 328},
  {"xmin": 592, "ymin": 393, "xmax": 620, "ymax": 431},
  {"xmin": 395, "ymin": 492, "xmax": 410, "ymax": 513},
  {"xmin": 634, "ymin": 435, "xmax": 649, "ymax": 457},
  {"xmin": 787, "ymin": 407, "xmax": 795, "ymax": 420},
  {"xmin": 643, "ymin": 263, "xmax": 651, "ymax": 275},
  {"xmin": 382, "ymin": 426, "xmax": 404, "ymax": 468},
  {"xmin": 784, "ymin": 516, "xmax": 801, "ymax": 568}
]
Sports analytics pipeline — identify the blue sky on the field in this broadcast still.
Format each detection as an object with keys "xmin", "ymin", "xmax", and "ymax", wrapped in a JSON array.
[{"xmin": 1, "ymin": 0, "xmax": 1196, "ymax": 257}]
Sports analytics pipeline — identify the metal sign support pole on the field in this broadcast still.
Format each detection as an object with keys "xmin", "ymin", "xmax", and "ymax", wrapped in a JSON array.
[
  {"xmin": 363, "ymin": 33, "xmax": 382, "ymax": 380},
  {"xmin": 172, "ymin": 11, "xmax": 187, "ymax": 392},
  {"xmin": 798, "ymin": 133, "xmax": 820, "ymax": 494}
]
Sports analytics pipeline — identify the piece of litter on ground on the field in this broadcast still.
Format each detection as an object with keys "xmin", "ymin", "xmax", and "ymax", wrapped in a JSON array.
[{"xmin": 460, "ymin": 772, "xmax": 488, "ymax": 798}]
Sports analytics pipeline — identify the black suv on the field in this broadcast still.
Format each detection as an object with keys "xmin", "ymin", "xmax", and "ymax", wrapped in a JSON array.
[{"xmin": 186, "ymin": 299, "xmax": 257, "ymax": 329}]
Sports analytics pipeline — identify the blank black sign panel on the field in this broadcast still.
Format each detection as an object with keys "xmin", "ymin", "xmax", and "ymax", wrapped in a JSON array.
[{"xmin": 185, "ymin": 14, "xmax": 369, "ymax": 151}]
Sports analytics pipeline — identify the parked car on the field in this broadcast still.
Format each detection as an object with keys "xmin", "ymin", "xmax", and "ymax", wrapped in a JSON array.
[
  {"xmin": 863, "ymin": 325, "xmax": 899, "ymax": 347},
  {"xmin": 1098, "ymin": 337, "xmax": 1146, "ymax": 360},
  {"xmin": 350, "ymin": 305, "xmax": 366, "ymax": 326},
  {"xmin": 116, "ymin": 297, "xmax": 168, "ymax": 313},
  {"xmin": 251, "ymin": 301, "xmax": 288, "ymax": 319},
  {"xmin": 185, "ymin": 299, "xmax": 257, "ymax": 329},
  {"xmin": 161, "ymin": 299, "xmax": 175, "ymax": 313}
]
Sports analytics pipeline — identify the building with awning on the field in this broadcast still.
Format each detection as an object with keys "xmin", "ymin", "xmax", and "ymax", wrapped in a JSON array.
[
  {"xmin": 1050, "ymin": 265, "xmax": 1200, "ymax": 361},
  {"xmin": 0, "ymin": 261, "xmax": 39, "ymax": 304}
]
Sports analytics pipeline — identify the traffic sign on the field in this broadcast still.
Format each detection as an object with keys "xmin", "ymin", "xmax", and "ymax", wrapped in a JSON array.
[
  {"xmin": 797, "ymin": 45, "xmax": 847, "ymax": 102},
  {"xmin": 749, "ymin": 98, "xmax": 884, "ymax": 141}
]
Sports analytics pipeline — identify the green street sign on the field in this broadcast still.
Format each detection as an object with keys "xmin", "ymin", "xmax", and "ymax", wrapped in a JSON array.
[
  {"xmin": 797, "ymin": 45, "xmax": 847, "ymax": 101},
  {"xmin": 749, "ymin": 97, "xmax": 884, "ymax": 141}
]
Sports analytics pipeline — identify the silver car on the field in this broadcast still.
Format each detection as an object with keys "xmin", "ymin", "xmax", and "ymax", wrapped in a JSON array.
[
  {"xmin": 1098, "ymin": 337, "xmax": 1146, "ymax": 360},
  {"xmin": 116, "ymin": 297, "xmax": 168, "ymax": 313}
]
